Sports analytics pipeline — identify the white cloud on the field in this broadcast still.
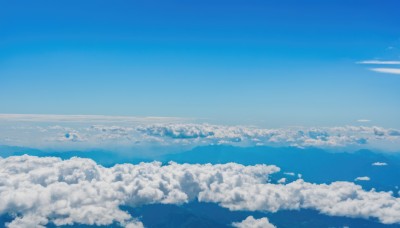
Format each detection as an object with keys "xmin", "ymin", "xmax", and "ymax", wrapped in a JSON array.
[
  {"xmin": 232, "ymin": 216, "xmax": 276, "ymax": 228},
  {"xmin": 357, "ymin": 119, "xmax": 371, "ymax": 123},
  {"xmin": 372, "ymin": 162, "xmax": 388, "ymax": 166},
  {"xmin": 1, "ymin": 155, "xmax": 400, "ymax": 227},
  {"xmin": 357, "ymin": 60, "xmax": 400, "ymax": 65},
  {"xmin": 355, "ymin": 176, "xmax": 370, "ymax": 181},
  {"xmin": 284, "ymin": 172, "xmax": 295, "ymax": 176},
  {"xmin": 369, "ymin": 68, "xmax": 400, "ymax": 75},
  {"xmin": 278, "ymin": 178, "xmax": 286, "ymax": 184}
]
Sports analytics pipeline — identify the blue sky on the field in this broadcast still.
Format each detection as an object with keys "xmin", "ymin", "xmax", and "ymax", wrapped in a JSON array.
[{"xmin": 1, "ymin": 0, "xmax": 400, "ymax": 127}]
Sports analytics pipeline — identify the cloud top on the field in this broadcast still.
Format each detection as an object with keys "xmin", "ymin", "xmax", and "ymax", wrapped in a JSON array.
[{"xmin": 232, "ymin": 216, "xmax": 276, "ymax": 228}]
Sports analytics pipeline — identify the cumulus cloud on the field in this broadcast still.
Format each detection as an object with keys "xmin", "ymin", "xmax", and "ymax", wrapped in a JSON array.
[
  {"xmin": 355, "ymin": 176, "xmax": 370, "ymax": 181},
  {"xmin": 369, "ymin": 68, "xmax": 400, "ymax": 75},
  {"xmin": 0, "ymin": 155, "xmax": 278, "ymax": 227},
  {"xmin": 232, "ymin": 216, "xmax": 276, "ymax": 228},
  {"xmin": 1, "ymin": 156, "xmax": 400, "ymax": 227},
  {"xmin": 372, "ymin": 162, "xmax": 388, "ymax": 166}
]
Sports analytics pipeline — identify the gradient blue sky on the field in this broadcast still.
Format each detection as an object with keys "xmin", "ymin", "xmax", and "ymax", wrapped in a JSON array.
[{"xmin": 1, "ymin": 0, "xmax": 400, "ymax": 127}]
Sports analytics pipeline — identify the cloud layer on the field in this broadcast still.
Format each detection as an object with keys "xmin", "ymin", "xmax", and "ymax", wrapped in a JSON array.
[
  {"xmin": 1, "ymin": 155, "xmax": 400, "ymax": 227},
  {"xmin": 1, "ymin": 116, "xmax": 400, "ymax": 151}
]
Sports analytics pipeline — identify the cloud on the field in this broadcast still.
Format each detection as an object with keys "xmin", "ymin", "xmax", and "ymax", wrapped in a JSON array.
[
  {"xmin": 355, "ymin": 176, "xmax": 370, "ymax": 181},
  {"xmin": 1, "ymin": 116, "xmax": 400, "ymax": 151},
  {"xmin": 232, "ymin": 216, "xmax": 276, "ymax": 228},
  {"xmin": 369, "ymin": 68, "xmax": 400, "ymax": 75},
  {"xmin": 357, "ymin": 60, "xmax": 400, "ymax": 65},
  {"xmin": 57, "ymin": 132, "xmax": 86, "ymax": 142},
  {"xmin": 278, "ymin": 178, "xmax": 286, "ymax": 184},
  {"xmin": 372, "ymin": 162, "xmax": 388, "ymax": 166},
  {"xmin": 357, "ymin": 119, "xmax": 371, "ymax": 123},
  {"xmin": 137, "ymin": 124, "xmax": 215, "ymax": 139},
  {"xmin": 1, "ymin": 156, "xmax": 400, "ymax": 227}
]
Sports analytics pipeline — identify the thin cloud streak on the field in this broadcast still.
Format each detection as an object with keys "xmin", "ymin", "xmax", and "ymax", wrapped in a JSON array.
[
  {"xmin": 369, "ymin": 68, "xmax": 400, "ymax": 75},
  {"xmin": 357, "ymin": 60, "xmax": 400, "ymax": 65},
  {"xmin": 0, "ymin": 114, "xmax": 185, "ymax": 123}
]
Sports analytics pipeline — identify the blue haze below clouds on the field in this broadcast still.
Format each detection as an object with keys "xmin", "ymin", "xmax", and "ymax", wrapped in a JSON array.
[{"xmin": 1, "ymin": 0, "xmax": 400, "ymax": 127}]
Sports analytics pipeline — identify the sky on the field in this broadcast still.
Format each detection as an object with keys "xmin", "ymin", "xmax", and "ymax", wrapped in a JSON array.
[
  {"xmin": 1, "ymin": 0, "xmax": 400, "ymax": 127},
  {"xmin": 2, "ymin": 2, "xmax": 400, "ymax": 227}
]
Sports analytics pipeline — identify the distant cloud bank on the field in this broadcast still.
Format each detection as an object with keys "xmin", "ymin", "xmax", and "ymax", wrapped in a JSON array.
[
  {"xmin": 1, "ymin": 114, "xmax": 400, "ymax": 151},
  {"xmin": 1, "ymin": 155, "xmax": 400, "ymax": 227}
]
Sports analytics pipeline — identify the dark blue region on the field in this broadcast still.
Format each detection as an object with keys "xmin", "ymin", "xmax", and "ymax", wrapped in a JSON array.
[
  {"xmin": 129, "ymin": 201, "xmax": 400, "ymax": 228},
  {"xmin": 2, "ymin": 202, "xmax": 400, "ymax": 227},
  {"xmin": 161, "ymin": 146, "xmax": 400, "ymax": 193},
  {"xmin": 0, "ymin": 145, "xmax": 154, "ymax": 166}
]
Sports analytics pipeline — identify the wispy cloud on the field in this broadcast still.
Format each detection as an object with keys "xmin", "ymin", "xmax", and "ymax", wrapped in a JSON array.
[
  {"xmin": 357, "ymin": 60, "xmax": 400, "ymax": 65},
  {"xmin": 372, "ymin": 162, "xmax": 388, "ymax": 166},
  {"xmin": 355, "ymin": 176, "xmax": 370, "ymax": 181},
  {"xmin": 357, "ymin": 119, "xmax": 371, "ymax": 123},
  {"xmin": 0, "ymin": 114, "xmax": 184, "ymax": 123},
  {"xmin": 369, "ymin": 68, "xmax": 400, "ymax": 75}
]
